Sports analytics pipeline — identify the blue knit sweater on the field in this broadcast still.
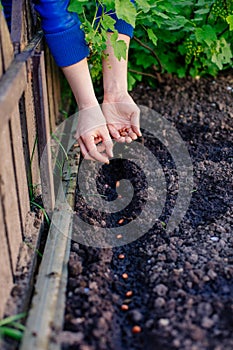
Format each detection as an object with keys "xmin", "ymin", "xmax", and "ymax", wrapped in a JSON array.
[
  {"xmin": 2, "ymin": 0, "xmax": 134, "ymax": 67},
  {"xmin": 34, "ymin": 0, "xmax": 134, "ymax": 67}
]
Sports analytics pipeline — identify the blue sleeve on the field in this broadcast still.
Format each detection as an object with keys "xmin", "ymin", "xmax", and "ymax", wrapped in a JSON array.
[
  {"xmin": 96, "ymin": 1, "xmax": 135, "ymax": 38},
  {"xmin": 33, "ymin": 0, "xmax": 134, "ymax": 67},
  {"xmin": 33, "ymin": 0, "xmax": 89, "ymax": 67}
]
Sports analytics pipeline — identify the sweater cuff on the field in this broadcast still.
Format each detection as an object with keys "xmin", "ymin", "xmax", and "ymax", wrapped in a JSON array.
[
  {"xmin": 111, "ymin": 16, "xmax": 134, "ymax": 38},
  {"xmin": 45, "ymin": 24, "xmax": 90, "ymax": 67}
]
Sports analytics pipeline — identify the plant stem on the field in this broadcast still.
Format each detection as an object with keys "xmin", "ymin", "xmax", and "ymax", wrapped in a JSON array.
[
  {"xmin": 133, "ymin": 36, "xmax": 163, "ymax": 72},
  {"xmin": 128, "ymin": 68, "xmax": 157, "ymax": 79}
]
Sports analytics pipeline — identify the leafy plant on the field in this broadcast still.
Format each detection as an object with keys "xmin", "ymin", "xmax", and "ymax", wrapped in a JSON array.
[
  {"xmin": 0, "ymin": 313, "xmax": 26, "ymax": 341},
  {"xmin": 68, "ymin": 0, "xmax": 233, "ymax": 90}
]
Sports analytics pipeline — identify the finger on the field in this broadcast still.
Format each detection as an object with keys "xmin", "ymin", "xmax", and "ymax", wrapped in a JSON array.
[
  {"xmin": 104, "ymin": 139, "xmax": 114, "ymax": 158},
  {"xmin": 128, "ymin": 128, "xmax": 138, "ymax": 141},
  {"xmin": 108, "ymin": 124, "xmax": 125, "ymax": 143},
  {"xmin": 79, "ymin": 138, "xmax": 95, "ymax": 161},
  {"xmin": 85, "ymin": 137, "xmax": 110, "ymax": 163},
  {"xmin": 100, "ymin": 128, "xmax": 114, "ymax": 158},
  {"xmin": 125, "ymin": 135, "xmax": 133, "ymax": 144},
  {"xmin": 89, "ymin": 146, "xmax": 110, "ymax": 164},
  {"xmin": 131, "ymin": 109, "xmax": 142, "ymax": 137}
]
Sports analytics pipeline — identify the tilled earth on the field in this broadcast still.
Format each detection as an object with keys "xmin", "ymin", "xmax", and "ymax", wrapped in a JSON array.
[{"xmin": 62, "ymin": 73, "xmax": 233, "ymax": 350}]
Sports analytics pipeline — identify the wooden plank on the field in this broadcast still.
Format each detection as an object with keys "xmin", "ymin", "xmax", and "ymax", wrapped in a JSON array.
[
  {"xmin": 20, "ymin": 119, "xmax": 78, "ymax": 350},
  {"xmin": 0, "ymin": 123, "xmax": 23, "ymax": 273},
  {"xmin": 0, "ymin": 32, "xmax": 43, "ymax": 132},
  {"xmin": 32, "ymin": 53, "xmax": 55, "ymax": 213},
  {"xmin": 0, "ymin": 199, "xmax": 14, "ymax": 318},
  {"xmin": 11, "ymin": 0, "xmax": 27, "ymax": 53},
  {"xmin": 0, "ymin": 60, "xmax": 27, "ymax": 128},
  {"xmin": 0, "ymin": 11, "xmax": 14, "ymax": 71},
  {"xmin": 53, "ymin": 62, "xmax": 61, "ymax": 125},
  {"xmin": 10, "ymin": 105, "xmax": 30, "ymax": 230},
  {"xmin": 45, "ymin": 47, "xmax": 56, "ymax": 133},
  {"xmin": 23, "ymin": 76, "xmax": 41, "ymax": 198},
  {"xmin": 0, "ymin": 41, "xmax": 3, "ymax": 78}
]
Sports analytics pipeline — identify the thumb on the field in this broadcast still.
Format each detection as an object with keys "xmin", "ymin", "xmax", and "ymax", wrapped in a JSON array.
[{"xmin": 131, "ymin": 109, "xmax": 142, "ymax": 137}]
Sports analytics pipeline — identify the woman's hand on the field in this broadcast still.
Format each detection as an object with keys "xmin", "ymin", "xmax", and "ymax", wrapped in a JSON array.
[
  {"xmin": 62, "ymin": 59, "xmax": 113, "ymax": 163},
  {"xmin": 102, "ymin": 93, "xmax": 141, "ymax": 143},
  {"xmin": 75, "ymin": 105, "xmax": 113, "ymax": 163},
  {"xmin": 102, "ymin": 33, "xmax": 141, "ymax": 143}
]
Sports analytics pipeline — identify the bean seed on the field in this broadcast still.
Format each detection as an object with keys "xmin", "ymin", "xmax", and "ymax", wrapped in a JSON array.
[
  {"xmin": 132, "ymin": 325, "xmax": 141, "ymax": 333},
  {"xmin": 121, "ymin": 304, "xmax": 129, "ymax": 311},
  {"xmin": 118, "ymin": 254, "xmax": 125, "ymax": 259}
]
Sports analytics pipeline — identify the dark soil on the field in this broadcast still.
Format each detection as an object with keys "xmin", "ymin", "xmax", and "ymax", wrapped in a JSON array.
[{"xmin": 62, "ymin": 73, "xmax": 233, "ymax": 350}]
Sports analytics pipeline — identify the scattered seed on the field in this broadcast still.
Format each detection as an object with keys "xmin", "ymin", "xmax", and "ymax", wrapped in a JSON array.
[
  {"xmin": 118, "ymin": 254, "xmax": 125, "ymax": 260},
  {"xmin": 123, "ymin": 299, "xmax": 132, "ymax": 304},
  {"xmin": 122, "ymin": 273, "xmax": 128, "ymax": 279},
  {"xmin": 116, "ymin": 181, "xmax": 120, "ymax": 188},
  {"xmin": 73, "ymin": 143, "xmax": 79, "ymax": 148},
  {"xmin": 118, "ymin": 218, "xmax": 124, "ymax": 224},
  {"xmin": 121, "ymin": 304, "xmax": 129, "ymax": 311},
  {"xmin": 116, "ymin": 234, "xmax": 123, "ymax": 239},
  {"xmin": 132, "ymin": 325, "xmax": 141, "ymax": 334},
  {"xmin": 126, "ymin": 291, "xmax": 133, "ymax": 297},
  {"xmin": 118, "ymin": 194, "xmax": 122, "ymax": 199}
]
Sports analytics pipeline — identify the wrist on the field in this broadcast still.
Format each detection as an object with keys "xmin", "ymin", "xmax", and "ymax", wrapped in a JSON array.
[
  {"xmin": 77, "ymin": 96, "xmax": 99, "ymax": 110},
  {"xmin": 103, "ymin": 91, "xmax": 131, "ymax": 103}
]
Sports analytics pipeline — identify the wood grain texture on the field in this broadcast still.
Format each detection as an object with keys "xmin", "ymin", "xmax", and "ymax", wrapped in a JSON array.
[
  {"xmin": 0, "ymin": 123, "xmax": 23, "ymax": 272},
  {"xmin": 0, "ymin": 199, "xmax": 13, "ymax": 318}
]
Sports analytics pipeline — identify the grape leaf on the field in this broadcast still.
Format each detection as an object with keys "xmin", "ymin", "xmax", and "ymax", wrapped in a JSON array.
[
  {"xmin": 115, "ymin": 0, "xmax": 137, "ymax": 27},
  {"xmin": 195, "ymin": 25, "xmax": 217, "ymax": 46},
  {"xmin": 110, "ymin": 31, "xmax": 127, "ymax": 60},
  {"xmin": 226, "ymin": 15, "xmax": 233, "ymax": 31},
  {"xmin": 147, "ymin": 28, "xmax": 158, "ymax": 46}
]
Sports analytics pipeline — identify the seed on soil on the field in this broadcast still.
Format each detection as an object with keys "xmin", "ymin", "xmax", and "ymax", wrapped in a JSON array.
[
  {"xmin": 118, "ymin": 194, "xmax": 122, "ymax": 199},
  {"xmin": 73, "ymin": 143, "xmax": 79, "ymax": 148},
  {"xmin": 121, "ymin": 304, "xmax": 129, "ymax": 311},
  {"xmin": 132, "ymin": 325, "xmax": 142, "ymax": 334},
  {"xmin": 118, "ymin": 254, "xmax": 125, "ymax": 260},
  {"xmin": 116, "ymin": 181, "xmax": 120, "ymax": 188},
  {"xmin": 126, "ymin": 290, "xmax": 133, "ymax": 297},
  {"xmin": 116, "ymin": 234, "xmax": 123, "ymax": 239},
  {"xmin": 118, "ymin": 218, "xmax": 124, "ymax": 224},
  {"xmin": 122, "ymin": 273, "xmax": 128, "ymax": 279}
]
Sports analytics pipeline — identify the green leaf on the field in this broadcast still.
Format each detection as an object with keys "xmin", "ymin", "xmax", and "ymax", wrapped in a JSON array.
[
  {"xmin": 110, "ymin": 31, "xmax": 127, "ymax": 60},
  {"xmin": 166, "ymin": 15, "xmax": 189, "ymax": 30},
  {"xmin": 101, "ymin": 14, "xmax": 116, "ymax": 31},
  {"xmin": 115, "ymin": 0, "xmax": 137, "ymax": 27},
  {"xmin": 136, "ymin": 0, "xmax": 150, "ymax": 13},
  {"xmin": 211, "ymin": 38, "xmax": 232, "ymax": 69},
  {"xmin": 226, "ymin": 15, "xmax": 233, "ymax": 31},
  {"xmin": 147, "ymin": 28, "xmax": 158, "ymax": 46},
  {"xmin": 195, "ymin": 25, "xmax": 217, "ymax": 46},
  {"xmin": 127, "ymin": 72, "xmax": 136, "ymax": 91},
  {"xmin": 68, "ymin": 0, "xmax": 89, "ymax": 14}
]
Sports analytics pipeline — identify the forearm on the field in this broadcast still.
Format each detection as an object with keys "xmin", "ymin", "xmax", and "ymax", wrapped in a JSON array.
[
  {"xmin": 62, "ymin": 58, "xmax": 98, "ymax": 110},
  {"xmin": 103, "ymin": 33, "xmax": 130, "ymax": 102}
]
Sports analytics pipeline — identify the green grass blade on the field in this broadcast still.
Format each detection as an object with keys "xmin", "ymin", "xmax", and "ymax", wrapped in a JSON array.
[
  {"xmin": 0, "ymin": 326, "xmax": 23, "ymax": 341},
  {"xmin": 0, "ymin": 313, "xmax": 26, "ymax": 327}
]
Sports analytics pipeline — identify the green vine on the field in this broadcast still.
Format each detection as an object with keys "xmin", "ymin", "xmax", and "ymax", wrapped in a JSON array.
[{"xmin": 68, "ymin": 0, "xmax": 233, "ymax": 90}]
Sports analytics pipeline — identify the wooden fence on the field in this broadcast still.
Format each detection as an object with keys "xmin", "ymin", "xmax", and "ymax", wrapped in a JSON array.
[{"xmin": 0, "ymin": 0, "xmax": 61, "ymax": 318}]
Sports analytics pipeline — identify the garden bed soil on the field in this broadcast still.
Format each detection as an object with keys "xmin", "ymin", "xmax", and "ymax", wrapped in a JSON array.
[{"xmin": 62, "ymin": 73, "xmax": 233, "ymax": 350}]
